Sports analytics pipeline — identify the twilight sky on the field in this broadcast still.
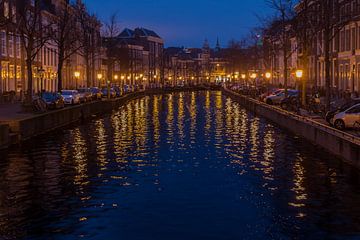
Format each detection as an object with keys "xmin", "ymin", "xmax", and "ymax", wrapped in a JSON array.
[{"xmin": 84, "ymin": 0, "xmax": 274, "ymax": 48}]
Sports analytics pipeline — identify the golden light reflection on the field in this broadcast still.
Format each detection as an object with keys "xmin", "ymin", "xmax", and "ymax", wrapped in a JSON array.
[
  {"xmin": 177, "ymin": 93, "xmax": 185, "ymax": 141},
  {"xmin": 71, "ymin": 128, "xmax": 89, "ymax": 188},
  {"xmin": 288, "ymin": 156, "xmax": 308, "ymax": 216},
  {"xmin": 190, "ymin": 92, "xmax": 197, "ymax": 143},
  {"xmin": 166, "ymin": 94, "xmax": 174, "ymax": 144},
  {"xmin": 205, "ymin": 91, "xmax": 211, "ymax": 135},
  {"xmin": 153, "ymin": 95, "xmax": 160, "ymax": 145}
]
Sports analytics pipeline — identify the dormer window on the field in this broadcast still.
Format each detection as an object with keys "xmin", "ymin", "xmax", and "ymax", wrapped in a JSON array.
[{"xmin": 4, "ymin": 1, "xmax": 9, "ymax": 18}]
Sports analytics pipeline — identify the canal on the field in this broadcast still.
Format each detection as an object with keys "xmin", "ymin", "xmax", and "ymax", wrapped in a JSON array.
[{"xmin": 0, "ymin": 91, "xmax": 360, "ymax": 239}]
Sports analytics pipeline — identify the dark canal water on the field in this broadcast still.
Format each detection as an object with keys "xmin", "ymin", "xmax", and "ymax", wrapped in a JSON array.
[{"xmin": 0, "ymin": 91, "xmax": 360, "ymax": 240}]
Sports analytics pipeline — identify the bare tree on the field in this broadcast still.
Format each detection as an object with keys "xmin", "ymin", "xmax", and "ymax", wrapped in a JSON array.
[
  {"xmin": 102, "ymin": 13, "xmax": 121, "ymax": 83},
  {"xmin": 51, "ymin": 1, "xmax": 81, "ymax": 92},
  {"xmin": 16, "ymin": 0, "xmax": 52, "ymax": 103},
  {"xmin": 293, "ymin": 0, "xmax": 315, "ymax": 106},
  {"xmin": 297, "ymin": 0, "xmax": 352, "ymax": 110},
  {"xmin": 75, "ymin": 0, "xmax": 101, "ymax": 87},
  {"xmin": 266, "ymin": 0, "xmax": 296, "ymax": 96}
]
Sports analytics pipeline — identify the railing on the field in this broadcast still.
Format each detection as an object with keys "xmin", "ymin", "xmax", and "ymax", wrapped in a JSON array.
[{"xmin": 223, "ymin": 87, "xmax": 360, "ymax": 145}]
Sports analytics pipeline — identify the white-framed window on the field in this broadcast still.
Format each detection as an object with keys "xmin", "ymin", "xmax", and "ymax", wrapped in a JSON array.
[
  {"xmin": 4, "ymin": 1, "xmax": 9, "ymax": 18},
  {"xmin": 8, "ymin": 33, "xmax": 13, "ymax": 57},
  {"xmin": 11, "ymin": 4, "xmax": 16, "ymax": 23},
  {"xmin": 16, "ymin": 36, "xmax": 20, "ymax": 58},
  {"xmin": 43, "ymin": 47, "xmax": 46, "ymax": 65},
  {"xmin": 1, "ymin": 31, "xmax": 7, "ymax": 56}
]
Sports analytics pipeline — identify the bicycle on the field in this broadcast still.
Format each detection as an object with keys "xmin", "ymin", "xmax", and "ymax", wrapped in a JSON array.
[
  {"xmin": 32, "ymin": 96, "xmax": 48, "ymax": 113},
  {"xmin": 354, "ymin": 121, "xmax": 360, "ymax": 137}
]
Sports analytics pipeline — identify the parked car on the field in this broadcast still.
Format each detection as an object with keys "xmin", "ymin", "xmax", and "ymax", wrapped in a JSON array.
[
  {"xmin": 260, "ymin": 88, "xmax": 284, "ymax": 102},
  {"xmin": 42, "ymin": 92, "xmax": 65, "ymax": 109},
  {"xmin": 123, "ymin": 85, "xmax": 131, "ymax": 94},
  {"xmin": 265, "ymin": 89, "xmax": 299, "ymax": 105},
  {"xmin": 90, "ymin": 87, "xmax": 102, "ymax": 100},
  {"xmin": 61, "ymin": 90, "xmax": 80, "ymax": 105},
  {"xmin": 326, "ymin": 99, "xmax": 360, "ymax": 124},
  {"xmin": 78, "ymin": 88, "xmax": 93, "ymax": 103},
  {"xmin": 101, "ymin": 87, "xmax": 116, "ymax": 98},
  {"xmin": 331, "ymin": 103, "xmax": 360, "ymax": 130}
]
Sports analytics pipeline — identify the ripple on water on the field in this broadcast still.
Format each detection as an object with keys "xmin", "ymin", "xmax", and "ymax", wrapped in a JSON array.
[{"xmin": 0, "ymin": 91, "xmax": 359, "ymax": 240}]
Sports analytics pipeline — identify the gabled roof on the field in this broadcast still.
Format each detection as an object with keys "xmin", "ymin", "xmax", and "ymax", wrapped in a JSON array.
[
  {"xmin": 134, "ymin": 28, "xmax": 161, "ymax": 38},
  {"xmin": 118, "ymin": 28, "xmax": 135, "ymax": 38},
  {"xmin": 118, "ymin": 27, "xmax": 162, "ymax": 40}
]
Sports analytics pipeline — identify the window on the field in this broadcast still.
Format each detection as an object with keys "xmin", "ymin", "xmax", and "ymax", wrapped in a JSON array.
[
  {"xmin": 346, "ymin": 29, "xmax": 351, "ymax": 51},
  {"xmin": 4, "ymin": 1, "xmax": 9, "ymax": 18},
  {"xmin": 358, "ymin": 27, "xmax": 360, "ymax": 49},
  {"xmin": 8, "ymin": 33, "xmax": 13, "ymax": 57},
  {"xmin": 16, "ymin": 36, "xmax": 20, "ymax": 58},
  {"xmin": 47, "ymin": 48, "xmax": 50, "ymax": 65},
  {"xmin": 347, "ymin": 105, "xmax": 360, "ymax": 113},
  {"xmin": 50, "ymin": 49, "xmax": 53, "ymax": 66},
  {"xmin": 43, "ymin": 47, "xmax": 46, "ymax": 65},
  {"xmin": 352, "ymin": 27, "xmax": 356, "ymax": 50},
  {"xmin": 1, "ymin": 31, "xmax": 7, "ymax": 56},
  {"xmin": 341, "ymin": 30, "xmax": 345, "ymax": 52}
]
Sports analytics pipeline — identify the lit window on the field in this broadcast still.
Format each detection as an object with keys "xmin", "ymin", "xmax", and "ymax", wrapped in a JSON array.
[
  {"xmin": 8, "ymin": 33, "xmax": 13, "ymax": 57},
  {"xmin": 16, "ymin": 36, "xmax": 20, "ymax": 58},
  {"xmin": 4, "ymin": 1, "xmax": 9, "ymax": 18},
  {"xmin": 1, "ymin": 31, "xmax": 7, "ymax": 56}
]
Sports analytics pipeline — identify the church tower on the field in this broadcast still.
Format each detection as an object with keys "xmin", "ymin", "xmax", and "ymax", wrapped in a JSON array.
[
  {"xmin": 215, "ymin": 37, "xmax": 221, "ymax": 52},
  {"xmin": 202, "ymin": 39, "xmax": 210, "ymax": 54}
]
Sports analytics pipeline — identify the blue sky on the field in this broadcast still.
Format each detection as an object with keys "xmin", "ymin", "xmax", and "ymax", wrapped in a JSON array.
[{"xmin": 84, "ymin": 0, "xmax": 273, "ymax": 48}]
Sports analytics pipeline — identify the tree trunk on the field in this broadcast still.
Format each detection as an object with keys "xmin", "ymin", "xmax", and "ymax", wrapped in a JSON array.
[
  {"xmin": 85, "ymin": 54, "xmax": 91, "ymax": 88},
  {"xmin": 284, "ymin": 43, "xmax": 288, "ymax": 96},
  {"xmin": 302, "ymin": 51, "xmax": 309, "ymax": 106},
  {"xmin": 325, "ymin": 32, "xmax": 331, "ymax": 112},
  {"xmin": 57, "ymin": 51, "xmax": 64, "ymax": 92},
  {"xmin": 324, "ymin": 0, "xmax": 331, "ymax": 112},
  {"xmin": 26, "ymin": 58, "xmax": 33, "ymax": 103}
]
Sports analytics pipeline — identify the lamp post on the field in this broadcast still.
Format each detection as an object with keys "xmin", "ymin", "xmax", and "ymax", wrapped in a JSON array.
[
  {"xmin": 97, "ymin": 73, "xmax": 103, "ymax": 85},
  {"xmin": 265, "ymin": 72, "xmax": 271, "ymax": 94},
  {"xmin": 250, "ymin": 73, "xmax": 257, "ymax": 87},
  {"xmin": 107, "ymin": 79, "xmax": 111, "ymax": 99},
  {"xmin": 74, "ymin": 71, "xmax": 80, "ymax": 89},
  {"xmin": 295, "ymin": 69, "xmax": 304, "ymax": 105},
  {"xmin": 241, "ymin": 74, "xmax": 246, "ymax": 86},
  {"xmin": 38, "ymin": 67, "xmax": 45, "ymax": 94}
]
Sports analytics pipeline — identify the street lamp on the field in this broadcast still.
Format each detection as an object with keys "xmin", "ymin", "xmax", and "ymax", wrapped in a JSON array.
[
  {"xmin": 250, "ymin": 73, "xmax": 257, "ymax": 79},
  {"xmin": 74, "ymin": 71, "xmax": 80, "ymax": 89},
  {"xmin": 296, "ymin": 69, "xmax": 305, "ymax": 105},
  {"xmin": 114, "ymin": 75, "xmax": 119, "ymax": 81},
  {"xmin": 97, "ymin": 73, "xmax": 103, "ymax": 81},
  {"xmin": 265, "ymin": 72, "xmax": 272, "ymax": 94},
  {"xmin": 295, "ymin": 69, "xmax": 303, "ymax": 79},
  {"xmin": 265, "ymin": 72, "xmax": 272, "ymax": 80}
]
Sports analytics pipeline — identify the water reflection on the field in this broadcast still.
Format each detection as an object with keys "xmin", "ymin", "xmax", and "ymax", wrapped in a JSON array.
[{"xmin": 0, "ymin": 91, "xmax": 359, "ymax": 240}]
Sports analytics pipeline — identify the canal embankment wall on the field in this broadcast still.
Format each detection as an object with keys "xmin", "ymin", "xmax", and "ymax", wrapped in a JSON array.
[
  {"xmin": 222, "ymin": 88, "xmax": 360, "ymax": 168},
  {"xmin": 0, "ymin": 124, "xmax": 9, "ymax": 149},
  {"xmin": 0, "ymin": 86, "xmax": 220, "ymax": 149}
]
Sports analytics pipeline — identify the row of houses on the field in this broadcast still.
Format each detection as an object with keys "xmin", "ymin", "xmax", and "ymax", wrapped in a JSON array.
[
  {"xmin": 0, "ymin": 0, "xmax": 165, "ymax": 97},
  {"xmin": 0, "ymin": 0, "xmax": 103, "ymax": 95},
  {"xmin": 0, "ymin": 0, "xmax": 255, "ymax": 97},
  {"xmin": 263, "ymin": 0, "xmax": 360, "ymax": 94}
]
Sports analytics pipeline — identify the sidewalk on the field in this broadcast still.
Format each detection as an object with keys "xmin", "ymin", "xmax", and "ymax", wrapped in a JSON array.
[
  {"xmin": 0, "ymin": 103, "xmax": 33, "ymax": 122},
  {"xmin": 298, "ymin": 108, "xmax": 360, "ymax": 138}
]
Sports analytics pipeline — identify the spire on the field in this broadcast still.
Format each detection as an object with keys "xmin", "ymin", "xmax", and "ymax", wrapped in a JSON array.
[
  {"xmin": 203, "ymin": 38, "xmax": 210, "ymax": 49},
  {"xmin": 215, "ymin": 37, "xmax": 221, "ymax": 52},
  {"xmin": 203, "ymin": 38, "xmax": 210, "ymax": 54}
]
